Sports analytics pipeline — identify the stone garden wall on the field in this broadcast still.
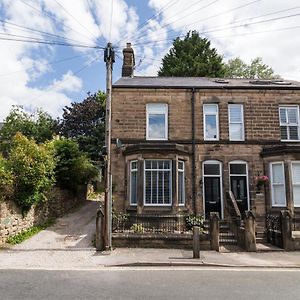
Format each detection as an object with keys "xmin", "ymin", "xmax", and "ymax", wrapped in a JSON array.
[{"xmin": 0, "ymin": 185, "xmax": 87, "ymax": 244}]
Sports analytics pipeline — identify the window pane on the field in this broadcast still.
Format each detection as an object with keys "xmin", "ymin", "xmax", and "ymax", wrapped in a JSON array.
[
  {"xmin": 205, "ymin": 115, "xmax": 217, "ymax": 139},
  {"xmin": 178, "ymin": 171, "xmax": 184, "ymax": 205},
  {"xmin": 293, "ymin": 186, "xmax": 300, "ymax": 206},
  {"xmin": 164, "ymin": 161, "xmax": 170, "ymax": 169},
  {"xmin": 287, "ymin": 108, "xmax": 298, "ymax": 124},
  {"xmin": 148, "ymin": 114, "xmax": 166, "ymax": 139},
  {"xmin": 204, "ymin": 104, "xmax": 217, "ymax": 114},
  {"xmin": 279, "ymin": 108, "xmax": 287, "ymax": 123},
  {"xmin": 273, "ymin": 185, "xmax": 286, "ymax": 206},
  {"xmin": 147, "ymin": 103, "xmax": 167, "ymax": 114},
  {"xmin": 164, "ymin": 171, "xmax": 171, "ymax": 204},
  {"xmin": 229, "ymin": 105, "xmax": 242, "ymax": 123},
  {"xmin": 230, "ymin": 163, "xmax": 246, "ymax": 175},
  {"xmin": 145, "ymin": 171, "xmax": 151, "ymax": 204},
  {"xmin": 280, "ymin": 126, "xmax": 288, "ymax": 140},
  {"xmin": 204, "ymin": 163, "xmax": 220, "ymax": 175},
  {"xmin": 289, "ymin": 126, "xmax": 299, "ymax": 140},
  {"xmin": 292, "ymin": 163, "xmax": 300, "ymax": 183},
  {"xmin": 230, "ymin": 123, "xmax": 243, "ymax": 140},
  {"xmin": 178, "ymin": 161, "xmax": 184, "ymax": 170},
  {"xmin": 131, "ymin": 161, "xmax": 137, "ymax": 170},
  {"xmin": 130, "ymin": 171, "xmax": 137, "ymax": 205},
  {"xmin": 272, "ymin": 164, "xmax": 284, "ymax": 184}
]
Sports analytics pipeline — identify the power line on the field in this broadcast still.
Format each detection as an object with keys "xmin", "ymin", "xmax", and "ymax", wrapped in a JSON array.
[
  {"xmin": 132, "ymin": 12, "xmax": 300, "ymax": 47},
  {"xmin": 0, "ymin": 51, "xmax": 99, "ymax": 78},
  {"xmin": 0, "ymin": 36, "xmax": 104, "ymax": 49},
  {"xmin": 0, "ymin": 18, "xmax": 93, "ymax": 47},
  {"xmin": 53, "ymin": 0, "xmax": 100, "ymax": 43},
  {"xmin": 133, "ymin": 0, "xmax": 221, "ymax": 44},
  {"xmin": 18, "ymin": 0, "xmax": 100, "ymax": 46}
]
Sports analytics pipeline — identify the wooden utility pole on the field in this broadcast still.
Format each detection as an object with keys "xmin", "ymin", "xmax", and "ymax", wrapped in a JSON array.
[{"xmin": 104, "ymin": 42, "xmax": 115, "ymax": 250}]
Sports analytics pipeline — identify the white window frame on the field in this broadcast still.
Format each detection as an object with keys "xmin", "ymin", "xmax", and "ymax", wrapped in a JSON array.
[
  {"xmin": 279, "ymin": 105, "xmax": 300, "ymax": 142},
  {"xmin": 202, "ymin": 160, "xmax": 223, "ymax": 219},
  {"xmin": 178, "ymin": 160, "xmax": 185, "ymax": 206},
  {"xmin": 228, "ymin": 160, "xmax": 250, "ymax": 211},
  {"xmin": 291, "ymin": 161, "xmax": 300, "ymax": 207},
  {"xmin": 143, "ymin": 160, "xmax": 172, "ymax": 206},
  {"xmin": 146, "ymin": 103, "xmax": 168, "ymax": 141},
  {"xmin": 228, "ymin": 104, "xmax": 244, "ymax": 141},
  {"xmin": 203, "ymin": 104, "xmax": 219, "ymax": 141},
  {"xmin": 130, "ymin": 161, "xmax": 138, "ymax": 206},
  {"xmin": 270, "ymin": 162, "xmax": 287, "ymax": 207}
]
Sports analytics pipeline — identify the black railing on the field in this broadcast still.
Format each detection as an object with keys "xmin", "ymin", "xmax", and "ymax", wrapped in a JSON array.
[
  {"xmin": 113, "ymin": 214, "xmax": 200, "ymax": 234},
  {"xmin": 266, "ymin": 214, "xmax": 283, "ymax": 248}
]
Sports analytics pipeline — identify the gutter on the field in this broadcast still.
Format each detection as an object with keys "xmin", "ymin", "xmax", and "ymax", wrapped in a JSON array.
[{"xmin": 191, "ymin": 88, "xmax": 197, "ymax": 214}]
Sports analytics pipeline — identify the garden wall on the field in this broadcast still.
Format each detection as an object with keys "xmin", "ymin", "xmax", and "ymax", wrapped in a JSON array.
[{"xmin": 0, "ymin": 185, "xmax": 87, "ymax": 244}]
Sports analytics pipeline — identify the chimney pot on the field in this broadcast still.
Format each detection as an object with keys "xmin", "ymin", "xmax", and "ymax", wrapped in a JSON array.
[{"xmin": 122, "ymin": 42, "xmax": 135, "ymax": 77}]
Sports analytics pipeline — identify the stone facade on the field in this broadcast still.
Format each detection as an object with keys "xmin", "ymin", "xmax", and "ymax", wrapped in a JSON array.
[
  {"xmin": 111, "ymin": 81, "xmax": 300, "ymax": 230},
  {"xmin": 0, "ymin": 185, "xmax": 87, "ymax": 244}
]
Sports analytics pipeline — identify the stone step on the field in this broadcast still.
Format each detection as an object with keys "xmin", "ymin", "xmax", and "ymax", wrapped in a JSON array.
[{"xmin": 256, "ymin": 242, "xmax": 284, "ymax": 252}]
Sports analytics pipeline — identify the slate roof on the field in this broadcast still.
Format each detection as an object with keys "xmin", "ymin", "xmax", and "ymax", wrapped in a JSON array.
[{"xmin": 113, "ymin": 76, "xmax": 300, "ymax": 90}]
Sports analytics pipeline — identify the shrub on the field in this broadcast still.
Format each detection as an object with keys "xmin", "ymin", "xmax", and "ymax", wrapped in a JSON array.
[
  {"xmin": 7, "ymin": 133, "xmax": 56, "ymax": 212},
  {"xmin": 185, "ymin": 214, "xmax": 204, "ymax": 231},
  {"xmin": 52, "ymin": 138, "xmax": 98, "ymax": 191},
  {"xmin": 0, "ymin": 155, "xmax": 14, "ymax": 200}
]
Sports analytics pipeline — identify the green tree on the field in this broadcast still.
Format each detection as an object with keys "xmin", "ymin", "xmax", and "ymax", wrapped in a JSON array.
[
  {"xmin": 224, "ymin": 57, "xmax": 280, "ymax": 79},
  {"xmin": 7, "ymin": 133, "xmax": 56, "ymax": 212},
  {"xmin": 52, "ymin": 138, "xmax": 98, "ymax": 191},
  {"xmin": 0, "ymin": 106, "xmax": 58, "ymax": 152},
  {"xmin": 158, "ymin": 31, "xmax": 225, "ymax": 77},
  {"xmin": 59, "ymin": 91, "xmax": 106, "ymax": 162}
]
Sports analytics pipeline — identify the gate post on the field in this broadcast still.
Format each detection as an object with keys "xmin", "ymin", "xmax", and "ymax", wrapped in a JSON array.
[
  {"xmin": 193, "ymin": 226, "xmax": 200, "ymax": 259},
  {"xmin": 244, "ymin": 211, "xmax": 256, "ymax": 252},
  {"xmin": 280, "ymin": 210, "xmax": 294, "ymax": 251},
  {"xmin": 210, "ymin": 212, "xmax": 220, "ymax": 251},
  {"xmin": 96, "ymin": 206, "xmax": 105, "ymax": 251}
]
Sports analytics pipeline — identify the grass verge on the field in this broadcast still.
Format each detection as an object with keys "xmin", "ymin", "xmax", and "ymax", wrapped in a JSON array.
[{"xmin": 6, "ymin": 219, "xmax": 54, "ymax": 245}]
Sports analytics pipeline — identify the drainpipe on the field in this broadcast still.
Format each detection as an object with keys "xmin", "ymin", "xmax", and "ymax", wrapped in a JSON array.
[{"xmin": 191, "ymin": 88, "xmax": 197, "ymax": 214}]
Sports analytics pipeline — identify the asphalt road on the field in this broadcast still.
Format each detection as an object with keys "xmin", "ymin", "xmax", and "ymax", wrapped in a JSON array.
[{"xmin": 1, "ymin": 268, "xmax": 300, "ymax": 300}]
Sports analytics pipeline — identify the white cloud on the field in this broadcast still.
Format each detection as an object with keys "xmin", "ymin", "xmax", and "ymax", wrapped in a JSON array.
[{"xmin": 49, "ymin": 71, "xmax": 82, "ymax": 93}]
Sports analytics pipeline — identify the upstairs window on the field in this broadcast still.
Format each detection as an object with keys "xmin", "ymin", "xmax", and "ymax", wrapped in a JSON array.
[
  {"xmin": 146, "ymin": 103, "xmax": 168, "ymax": 140},
  {"xmin": 203, "ymin": 104, "xmax": 219, "ymax": 140},
  {"xmin": 228, "ymin": 104, "xmax": 244, "ymax": 141},
  {"xmin": 279, "ymin": 106, "xmax": 300, "ymax": 141}
]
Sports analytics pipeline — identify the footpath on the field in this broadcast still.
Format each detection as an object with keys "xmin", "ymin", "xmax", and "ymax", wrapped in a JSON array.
[{"xmin": 0, "ymin": 199, "xmax": 300, "ymax": 270}]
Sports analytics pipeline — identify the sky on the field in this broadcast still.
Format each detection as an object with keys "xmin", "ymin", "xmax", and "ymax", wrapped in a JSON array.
[{"xmin": 0, "ymin": 0, "xmax": 300, "ymax": 121}]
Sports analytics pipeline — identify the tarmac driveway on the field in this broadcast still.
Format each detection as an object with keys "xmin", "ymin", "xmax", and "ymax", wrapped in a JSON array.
[{"xmin": 13, "ymin": 198, "xmax": 101, "ymax": 251}]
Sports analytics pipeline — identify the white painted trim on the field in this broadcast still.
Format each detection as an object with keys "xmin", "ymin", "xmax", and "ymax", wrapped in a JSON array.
[
  {"xmin": 143, "ymin": 159, "xmax": 172, "ymax": 206},
  {"xmin": 228, "ymin": 104, "xmax": 245, "ymax": 141},
  {"xmin": 202, "ymin": 160, "xmax": 223, "ymax": 219},
  {"xmin": 269, "ymin": 161, "xmax": 287, "ymax": 207},
  {"xmin": 291, "ymin": 161, "xmax": 300, "ymax": 207},
  {"xmin": 129, "ymin": 160, "xmax": 138, "ymax": 206},
  {"xmin": 203, "ymin": 104, "xmax": 219, "ymax": 141},
  {"xmin": 228, "ymin": 160, "xmax": 250, "ymax": 211},
  {"xmin": 146, "ymin": 103, "xmax": 168, "ymax": 141},
  {"xmin": 177, "ymin": 160, "xmax": 185, "ymax": 206}
]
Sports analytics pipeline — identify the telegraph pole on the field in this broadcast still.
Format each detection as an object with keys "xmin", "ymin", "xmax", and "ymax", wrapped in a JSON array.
[{"xmin": 104, "ymin": 42, "xmax": 115, "ymax": 250}]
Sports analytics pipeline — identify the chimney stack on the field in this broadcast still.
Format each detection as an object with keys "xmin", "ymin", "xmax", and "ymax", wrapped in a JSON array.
[{"xmin": 122, "ymin": 43, "xmax": 135, "ymax": 77}]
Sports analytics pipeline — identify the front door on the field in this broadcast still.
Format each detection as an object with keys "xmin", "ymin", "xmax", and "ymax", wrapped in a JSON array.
[
  {"xmin": 230, "ymin": 176, "xmax": 248, "ymax": 215},
  {"xmin": 204, "ymin": 177, "xmax": 221, "ymax": 218}
]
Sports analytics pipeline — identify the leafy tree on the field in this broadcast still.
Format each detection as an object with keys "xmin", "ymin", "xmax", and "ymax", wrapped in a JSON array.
[
  {"xmin": 158, "ymin": 31, "xmax": 225, "ymax": 77},
  {"xmin": 224, "ymin": 57, "xmax": 280, "ymax": 79},
  {"xmin": 0, "ymin": 106, "xmax": 58, "ymax": 152},
  {"xmin": 52, "ymin": 138, "xmax": 98, "ymax": 191},
  {"xmin": 7, "ymin": 133, "xmax": 56, "ymax": 212},
  {"xmin": 59, "ymin": 91, "xmax": 106, "ymax": 162},
  {"xmin": 0, "ymin": 155, "xmax": 14, "ymax": 201}
]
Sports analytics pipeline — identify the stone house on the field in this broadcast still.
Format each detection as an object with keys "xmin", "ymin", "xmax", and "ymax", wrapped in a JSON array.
[{"xmin": 111, "ymin": 44, "xmax": 300, "ymax": 246}]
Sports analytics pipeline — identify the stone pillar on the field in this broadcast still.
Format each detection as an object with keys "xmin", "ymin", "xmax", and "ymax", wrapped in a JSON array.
[
  {"xmin": 210, "ymin": 212, "xmax": 220, "ymax": 251},
  {"xmin": 193, "ymin": 226, "xmax": 200, "ymax": 259},
  {"xmin": 244, "ymin": 211, "xmax": 256, "ymax": 252},
  {"xmin": 281, "ymin": 210, "xmax": 294, "ymax": 251},
  {"xmin": 96, "ymin": 207, "xmax": 105, "ymax": 251}
]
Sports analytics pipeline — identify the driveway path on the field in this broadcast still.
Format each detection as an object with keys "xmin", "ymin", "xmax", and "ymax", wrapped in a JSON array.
[{"xmin": 13, "ymin": 198, "xmax": 100, "ymax": 250}]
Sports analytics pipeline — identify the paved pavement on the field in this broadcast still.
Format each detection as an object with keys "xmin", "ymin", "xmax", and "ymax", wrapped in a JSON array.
[{"xmin": 1, "ymin": 198, "xmax": 300, "ymax": 270}]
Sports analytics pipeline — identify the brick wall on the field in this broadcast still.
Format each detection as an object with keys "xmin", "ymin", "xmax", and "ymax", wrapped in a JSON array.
[{"xmin": 0, "ymin": 185, "xmax": 87, "ymax": 244}]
